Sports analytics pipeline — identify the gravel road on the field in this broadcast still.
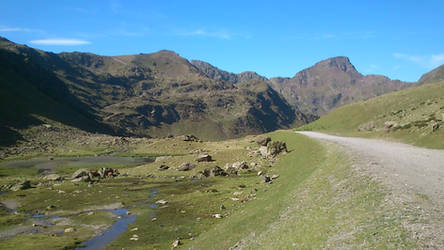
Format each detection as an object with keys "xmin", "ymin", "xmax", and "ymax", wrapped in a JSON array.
[
  {"xmin": 298, "ymin": 131, "xmax": 444, "ymax": 205},
  {"xmin": 298, "ymin": 131, "xmax": 444, "ymax": 247}
]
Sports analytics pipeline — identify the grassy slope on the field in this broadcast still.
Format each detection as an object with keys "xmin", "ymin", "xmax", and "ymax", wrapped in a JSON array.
[
  {"xmin": 187, "ymin": 131, "xmax": 415, "ymax": 249},
  {"xmin": 298, "ymin": 81, "xmax": 444, "ymax": 149}
]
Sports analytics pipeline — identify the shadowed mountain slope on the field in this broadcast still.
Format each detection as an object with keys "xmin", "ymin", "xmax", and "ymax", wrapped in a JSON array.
[{"xmin": 0, "ymin": 37, "xmax": 308, "ymax": 144}]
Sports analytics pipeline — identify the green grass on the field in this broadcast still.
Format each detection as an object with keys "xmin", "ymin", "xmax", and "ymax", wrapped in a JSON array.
[
  {"xmin": 185, "ymin": 131, "xmax": 416, "ymax": 249},
  {"xmin": 0, "ymin": 131, "xmax": 419, "ymax": 249},
  {"xmin": 298, "ymin": 81, "xmax": 444, "ymax": 149}
]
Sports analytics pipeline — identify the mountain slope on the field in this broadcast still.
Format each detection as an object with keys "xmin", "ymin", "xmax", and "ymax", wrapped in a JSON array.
[
  {"xmin": 269, "ymin": 57, "xmax": 414, "ymax": 116},
  {"xmin": 299, "ymin": 79, "xmax": 444, "ymax": 149},
  {"xmin": 0, "ymin": 37, "xmax": 308, "ymax": 143},
  {"xmin": 418, "ymin": 64, "xmax": 444, "ymax": 85}
]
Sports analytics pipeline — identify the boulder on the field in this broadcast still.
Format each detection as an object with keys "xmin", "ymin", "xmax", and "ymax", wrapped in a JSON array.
[
  {"xmin": 196, "ymin": 154, "xmax": 212, "ymax": 162},
  {"xmin": 172, "ymin": 239, "xmax": 181, "ymax": 248},
  {"xmin": 259, "ymin": 146, "xmax": 268, "ymax": 157},
  {"xmin": 256, "ymin": 136, "xmax": 271, "ymax": 146},
  {"xmin": 260, "ymin": 141, "xmax": 287, "ymax": 158},
  {"xmin": 201, "ymin": 166, "xmax": 227, "ymax": 177},
  {"xmin": 179, "ymin": 134, "xmax": 201, "ymax": 142},
  {"xmin": 43, "ymin": 174, "xmax": 64, "ymax": 181},
  {"xmin": 384, "ymin": 121, "xmax": 399, "ymax": 132},
  {"xmin": 72, "ymin": 169, "xmax": 89, "ymax": 179},
  {"xmin": 10, "ymin": 180, "xmax": 31, "ymax": 191},
  {"xmin": 232, "ymin": 161, "xmax": 248, "ymax": 169},
  {"xmin": 156, "ymin": 200, "xmax": 168, "ymax": 205},
  {"xmin": 177, "ymin": 163, "xmax": 196, "ymax": 171},
  {"xmin": 225, "ymin": 167, "xmax": 239, "ymax": 175},
  {"xmin": 71, "ymin": 175, "xmax": 91, "ymax": 182},
  {"xmin": 158, "ymin": 165, "xmax": 169, "ymax": 171},
  {"xmin": 263, "ymin": 175, "xmax": 272, "ymax": 183},
  {"xmin": 267, "ymin": 141, "xmax": 287, "ymax": 157}
]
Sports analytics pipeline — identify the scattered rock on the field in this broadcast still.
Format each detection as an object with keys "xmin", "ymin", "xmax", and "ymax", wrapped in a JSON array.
[
  {"xmin": 431, "ymin": 122, "xmax": 440, "ymax": 132},
  {"xmin": 232, "ymin": 161, "xmax": 248, "ymax": 169},
  {"xmin": 384, "ymin": 121, "xmax": 400, "ymax": 132},
  {"xmin": 233, "ymin": 191, "xmax": 243, "ymax": 196},
  {"xmin": 250, "ymin": 162, "xmax": 257, "ymax": 167},
  {"xmin": 46, "ymin": 205, "xmax": 56, "ymax": 209},
  {"xmin": 201, "ymin": 166, "xmax": 227, "ymax": 177},
  {"xmin": 71, "ymin": 169, "xmax": 89, "ymax": 179},
  {"xmin": 64, "ymin": 227, "xmax": 75, "ymax": 233},
  {"xmin": 71, "ymin": 175, "xmax": 90, "ymax": 182},
  {"xmin": 225, "ymin": 167, "xmax": 239, "ymax": 175},
  {"xmin": 271, "ymin": 174, "xmax": 280, "ymax": 180},
  {"xmin": 155, "ymin": 200, "xmax": 168, "ymax": 205},
  {"xmin": 158, "ymin": 165, "xmax": 169, "ymax": 171},
  {"xmin": 10, "ymin": 180, "xmax": 31, "ymax": 191},
  {"xmin": 179, "ymin": 134, "xmax": 201, "ymax": 142},
  {"xmin": 266, "ymin": 141, "xmax": 287, "ymax": 158},
  {"xmin": 213, "ymin": 214, "xmax": 223, "ymax": 219},
  {"xmin": 220, "ymin": 204, "xmax": 226, "ymax": 210},
  {"xmin": 263, "ymin": 176, "xmax": 272, "ymax": 183},
  {"xmin": 151, "ymin": 217, "xmax": 157, "ymax": 222},
  {"xmin": 131, "ymin": 227, "xmax": 138, "ymax": 231},
  {"xmin": 43, "ymin": 174, "xmax": 64, "ymax": 181},
  {"xmin": 172, "ymin": 239, "xmax": 181, "ymax": 248},
  {"xmin": 196, "ymin": 154, "xmax": 212, "ymax": 162},
  {"xmin": 177, "ymin": 163, "xmax": 196, "ymax": 171},
  {"xmin": 256, "ymin": 136, "xmax": 271, "ymax": 146},
  {"xmin": 257, "ymin": 171, "xmax": 263, "ymax": 176}
]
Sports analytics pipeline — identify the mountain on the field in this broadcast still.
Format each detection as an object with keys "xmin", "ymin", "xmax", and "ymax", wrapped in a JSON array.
[
  {"xmin": 0, "ymin": 37, "xmax": 308, "ymax": 144},
  {"xmin": 190, "ymin": 60, "xmax": 268, "ymax": 84},
  {"xmin": 269, "ymin": 56, "xmax": 414, "ymax": 116},
  {"xmin": 418, "ymin": 64, "xmax": 444, "ymax": 85}
]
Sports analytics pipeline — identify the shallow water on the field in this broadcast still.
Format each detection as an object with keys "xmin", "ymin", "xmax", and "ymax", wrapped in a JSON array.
[
  {"xmin": 76, "ymin": 209, "xmax": 136, "ymax": 250},
  {"xmin": 0, "ymin": 155, "xmax": 154, "ymax": 173}
]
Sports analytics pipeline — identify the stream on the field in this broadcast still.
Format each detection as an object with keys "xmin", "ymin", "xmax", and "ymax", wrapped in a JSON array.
[{"xmin": 77, "ymin": 188, "xmax": 160, "ymax": 249}]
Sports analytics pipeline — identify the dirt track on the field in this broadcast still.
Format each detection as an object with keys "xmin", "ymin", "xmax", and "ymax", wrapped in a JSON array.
[
  {"xmin": 298, "ymin": 131, "xmax": 444, "ymax": 247},
  {"xmin": 298, "ymin": 131, "xmax": 444, "ymax": 205}
]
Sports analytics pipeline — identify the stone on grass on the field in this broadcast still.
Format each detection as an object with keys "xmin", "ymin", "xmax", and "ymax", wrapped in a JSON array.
[
  {"xmin": 263, "ymin": 176, "xmax": 272, "ymax": 183},
  {"xmin": 64, "ymin": 227, "xmax": 75, "ymax": 233},
  {"xmin": 213, "ymin": 214, "xmax": 223, "ymax": 219},
  {"xmin": 72, "ymin": 169, "xmax": 89, "ymax": 179},
  {"xmin": 158, "ymin": 165, "xmax": 169, "ymax": 171},
  {"xmin": 232, "ymin": 161, "xmax": 248, "ymax": 169},
  {"xmin": 71, "ymin": 175, "xmax": 91, "ymax": 183},
  {"xmin": 256, "ymin": 136, "xmax": 271, "ymax": 146},
  {"xmin": 177, "ymin": 163, "xmax": 196, "ymax": 171},
  {"xmin": 271, "ymin": 174, "xmax": 280, "ymax": 180},
  {"xmin": 201, "ymin": 166, "xmax": 227, "ymax": 177},
  {"xmin": 10, "ymin": 180, "xmax": 31, "ymax": 191},
  {"xmin": 196, "ymin": 154, "xmax": 212, "ymax": 162},
  {"xmin": 155, "ymin": 200, "xmax": 168, "ymax": 205},
  {"xmin": 172, "ymin": 239, "xmax": 181, "ymax": 248},
  {"xmin": 43, "ymin": 174, "xmax": 64, "ymax": 181}
]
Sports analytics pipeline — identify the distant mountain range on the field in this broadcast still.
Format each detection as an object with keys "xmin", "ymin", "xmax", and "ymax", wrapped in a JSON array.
[{"xmin": 1, "ymin": 36, "xmax": 438, "ymax": 144}]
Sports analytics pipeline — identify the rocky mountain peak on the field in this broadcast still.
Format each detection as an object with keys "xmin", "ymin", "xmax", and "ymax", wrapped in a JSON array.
[{"xmin": 310, "ymin": 56, "xmax": 358, "ymax": 74}]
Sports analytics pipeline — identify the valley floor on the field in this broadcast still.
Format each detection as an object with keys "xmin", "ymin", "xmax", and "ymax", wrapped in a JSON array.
[{"xmin": 1, "ymin": 129, "xmax": 442, "ymax": 249}]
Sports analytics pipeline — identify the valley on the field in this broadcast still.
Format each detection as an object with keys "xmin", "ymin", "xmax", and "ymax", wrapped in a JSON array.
[{"xmin": 1, "ymin": 37, "xmax": 443, "ymax": 249}]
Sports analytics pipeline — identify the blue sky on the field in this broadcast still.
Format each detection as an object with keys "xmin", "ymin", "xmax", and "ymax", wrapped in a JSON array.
[{"xmin": 1, "ymin": 0, "xmax": 443, "ymax": 81}]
